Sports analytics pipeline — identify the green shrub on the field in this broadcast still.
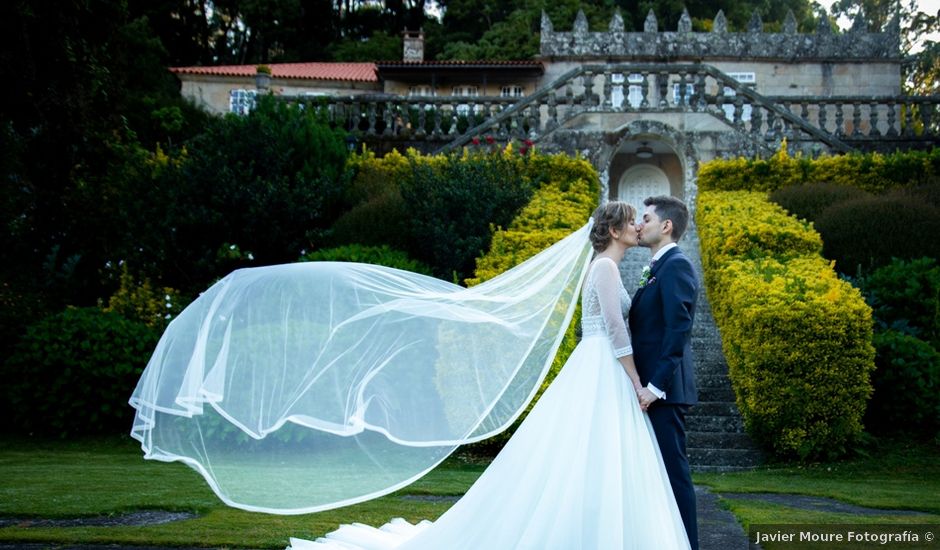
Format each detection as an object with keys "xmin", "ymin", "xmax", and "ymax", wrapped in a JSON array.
[
  {"xmin": 3, "ymin": 307, "xmax": 159, "ymax": 436},
  {"xmin": 697, "ymin": 190, "xmax": 875, "ymax": 460},
  {"xmin": 857, "ymin": 257, "xmax": 940, "ymax": 349},
  {"xmin": 103, "ymin": 266, "xmax": 186, "ymax": 331},
  {"xmin": 401, "ymin": 153, "xmax": 534, "ymax": 282},
  {"xmin": 300, "ymin": 244, "xmax": 432, "ymax": 275},
  {"xmin": 892, "ymin": 180, "xmax": 940, "ymax": 209},
  {"xmin": 814, "ymin": 195, "xmax": 940, "ymax": 275},
  {"xmin": 334, "ymin": 147, "xmax": 540, "ymax": 283},
  {"xmin": 329, "ymin": 191, "xmax": 412, "ymax": 251},
  {"xmin": 335, "ymin": 147, "xmax": 609, "ymax": 286},
  {"xmin": 866, "ymin": 330, "xmax": 940, "ymax": 438},
  {"xmin": 769, "ymin": 182, "xmax": 871, "ymax": 223}
]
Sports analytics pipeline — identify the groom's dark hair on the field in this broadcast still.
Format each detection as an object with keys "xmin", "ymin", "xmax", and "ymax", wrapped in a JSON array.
[{"xmin": 644, "ymin": 195, "xmax": 689, "ymax": 242}]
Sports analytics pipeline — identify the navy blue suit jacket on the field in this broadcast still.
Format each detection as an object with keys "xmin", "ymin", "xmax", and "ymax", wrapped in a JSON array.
[{"xmin": 628, "ymin": 246, "xmax": 699, "ymax": 406}]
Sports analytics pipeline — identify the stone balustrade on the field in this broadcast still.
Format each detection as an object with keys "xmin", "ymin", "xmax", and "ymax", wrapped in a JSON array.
[{"xmin": 279, "ymin": 63, "xmax": 939, "ymax": 155}]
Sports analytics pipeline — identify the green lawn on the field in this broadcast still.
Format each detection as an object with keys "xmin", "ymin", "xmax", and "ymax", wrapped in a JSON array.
[
  {"xmin": 695, "ymin": 441, "xmax": 940, "ymax": 537},
  {"xmin": 0, "ymin": 437, "xmax": 482, "ymax": 548},
  {"xmin": 0, "ymin": 437, "xmax": 937, "ymax": 548}
]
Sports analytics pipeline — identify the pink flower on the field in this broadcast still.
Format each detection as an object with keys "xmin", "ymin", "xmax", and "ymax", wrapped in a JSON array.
[
  {"xmin": 471, "ymin": 137, "xmax": 480, "ymax": 145},
  {"xmin": 485, "ymin": 135, "xmax": 495, "ymax": 144},
  {"xmin": 524, "ymin": 139, "xmax": 534, "ymax": 147}
]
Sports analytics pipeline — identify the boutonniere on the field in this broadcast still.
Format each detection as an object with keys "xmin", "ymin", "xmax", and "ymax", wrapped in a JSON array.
[{"xmin": 638, "ymin": 266, "xmax": 656, "ymax": 288}]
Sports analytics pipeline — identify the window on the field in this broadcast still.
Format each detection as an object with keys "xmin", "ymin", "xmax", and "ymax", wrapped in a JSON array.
[
  {"xmin": 722, "ymin": 72, "xmax": 756, "ymax": 122},
  {"xmin": 452, "ymin": 86, "xmax": 480, "ymax": 97},
  {"xmin": 501, "ymin": 85, "xmax": 525, "ymax": 98},
  {"xmin": 611, "ymin": 74, "xmax": 646, "ymax": 109},
  {"xmin": 672, "ymin": 83, "xmax": 695, "ymax": 105},
  {"xmin": 727, "ymin": 72, "xmax": 756, "ymax": 84},
  {"xmin": 408, "ymin": 85, "xmax": 436, "ymax": 97},
  {"xmin": 627, "ymin": 74, "xmax": 644, "ymax": 108},
  {"xmin": 229, "ymin": 89, "xmax": 257, "ymax": 115}
]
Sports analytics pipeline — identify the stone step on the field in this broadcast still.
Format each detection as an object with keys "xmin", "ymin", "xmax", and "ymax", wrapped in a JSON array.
[
  {"xmin": 696, "ymin": 373, "xmax": 732, "ymax": 389},
  {"xmin": 689, "ymin": 447, "xmax": 763, "ymax": 469},
  {"xmin": 687, "ymin": 431, "xmax": 757, "ymax": 450},
  {"xmin": 688, "ymin": 401, "xmax": 740, "ymax": 417},
  {"xmin": 696, "ymin": 384, "xmax": 736, "ymax": 402},
  {"xmin": 694, "ymin": 363, "xmax": 732, "ymax": 378},
  {"xmin": 687, "ymin": 414, "xmax": 745, "ymax": 433}
]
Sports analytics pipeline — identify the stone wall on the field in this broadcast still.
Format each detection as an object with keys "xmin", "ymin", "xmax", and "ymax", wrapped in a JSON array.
[
  {"xmin": 539, "ymin": 10, "xmax": 903, "ymax": 97},
  {"xmin": 540, "ymin": 9, "xmax": 900, "ymax": 62}
]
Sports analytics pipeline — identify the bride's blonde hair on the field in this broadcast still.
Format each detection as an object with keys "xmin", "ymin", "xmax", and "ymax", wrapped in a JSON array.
[{"xmin": 589, "ymin": 201, "xmax": 635, "ymax": 252}]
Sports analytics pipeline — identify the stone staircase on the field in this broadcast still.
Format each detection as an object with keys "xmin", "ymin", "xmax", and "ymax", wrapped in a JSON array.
[
  {"xmin": 686, "ymin": 297, "xmax": 763, "ymax": 472},
  {"xmin": 619, "ymin": 229, "xmax": 762, "ymax": 472}
]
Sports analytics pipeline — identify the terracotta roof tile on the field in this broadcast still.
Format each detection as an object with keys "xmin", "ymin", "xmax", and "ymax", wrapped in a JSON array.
[
  {"xmin": 376, "ymin": 60, "xmax": 543, "ymax": 68},
  {"xmin": 170, "ymin": 62, "xmax": 378, "ymax": 82}
]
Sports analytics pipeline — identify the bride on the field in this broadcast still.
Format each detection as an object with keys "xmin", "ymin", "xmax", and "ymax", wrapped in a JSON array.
[{"xmin": 288, "ymin": 201, "xmax": 690, "ymax": 550}]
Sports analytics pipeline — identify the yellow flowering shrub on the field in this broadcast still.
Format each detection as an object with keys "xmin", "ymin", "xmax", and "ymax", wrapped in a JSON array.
[
  {"xmin": 698, "ymin": 190, "xmax": 875, "ymax": 460},
  {"xmin": 698, "ymin": 144, "xmax": 940, "ymax": 193}
]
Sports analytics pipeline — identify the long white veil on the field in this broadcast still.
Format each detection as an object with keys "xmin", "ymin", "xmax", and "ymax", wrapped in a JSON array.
[{"xmin": 129, "ymin": 222, "xmax": 593, "ymax": 514}]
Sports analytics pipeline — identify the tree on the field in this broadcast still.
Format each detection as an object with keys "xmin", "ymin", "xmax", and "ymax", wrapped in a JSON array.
[
  {"xmin": 829, "ymin": 0, "xmax": 939, "ymax": 93},
  {"xmin": 431, "ymin": 0, "xmax": 819, "ymax": 60}
]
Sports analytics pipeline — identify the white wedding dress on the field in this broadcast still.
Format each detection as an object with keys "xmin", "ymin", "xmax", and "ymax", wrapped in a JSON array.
[{"xmin": 289, "ymin": 257, "xmax": 690, "ymax": 550}]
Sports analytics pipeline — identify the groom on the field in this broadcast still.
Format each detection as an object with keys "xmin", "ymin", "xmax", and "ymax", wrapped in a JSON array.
[{"xmin": 629, "ymin": 195, "xmax": 699, "ymax": 550}]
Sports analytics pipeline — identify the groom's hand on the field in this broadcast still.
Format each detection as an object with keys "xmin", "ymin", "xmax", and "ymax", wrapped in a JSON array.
[{"xmin": 637, "ymin": 387, "xmax": 659, "ymax": 410}]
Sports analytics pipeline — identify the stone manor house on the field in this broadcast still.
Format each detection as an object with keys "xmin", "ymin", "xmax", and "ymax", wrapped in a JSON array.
[{"xmin": 170, "ymin": 10, "xmax": 940, "ymax": 470}]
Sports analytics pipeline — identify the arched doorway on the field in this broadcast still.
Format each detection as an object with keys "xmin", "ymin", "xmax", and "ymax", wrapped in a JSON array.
[{"xmin": 617, "ymin": 164, "xmax": 671, "ymax": 211}]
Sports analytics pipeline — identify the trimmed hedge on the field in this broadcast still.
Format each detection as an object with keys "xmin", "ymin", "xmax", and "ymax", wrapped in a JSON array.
[
  {"xmin": 769, "ymin": 182, "xmax": 871, "ymax": 223},
  {"xmin": 461, "ymin": 154, "xmax": 600, "ymax": 454},
  {"xmin": 333, "ymin": 147, "xmax": 606, "ymax": 286},
  {"xmin": 299, "ymin": 244, "xmax": 432, "ymax": 275},
  {"xmin": 698, "ymin": 144, "xmax": 940, "ymax": 193},
  {"xmin": 333, "ymin": 147, "xmax": 535, "ymax": 283},
  {"xmin": 814, "ymin": 195, "xmax": 940, "ymax": 274},
  {"xmin": 3, "ymin": 307, "xmax": 159, "ymax": 437},
  {"xmin": 697, "ymin": 190, "xmax": 875, "ymax": 460}
]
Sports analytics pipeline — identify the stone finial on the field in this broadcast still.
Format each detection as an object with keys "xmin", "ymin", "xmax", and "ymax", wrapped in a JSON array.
[
  {"xmin": 747, "ymin": 10, "xmax": 763, "ymax": 32},
  {"xmin": 885, "ymin": 14, "xmax": 901, "ymax": 52},
  {"xmin": 609, "ymin": 10, "xmax": 625, "ymax": 32},
  {"xmin": 816, "ymin": 15, "xmax": 833, "ymax": 34},
  {"xmin": 783, "ymin": 10, "xmax": 798, "ymax": 34},
  {"xmin": 678, "ymin": 8, "xmax": 692, "ymax": 32},
  {"xmin": 712, "ymin": 10, "xmax": 728, "ymax": 33},
  {"xmin": 850, "ymin": 11, "xmax": 867, "ymax": 32},
  {"xmin": 541, "ymin": 10, "xmax": 553, "ymax": 33},
  {"xmin": 886, "ymin": 13, "xmax": 900, "ymax": 36},
  {"xmin": 574, "ymin": 9, "xmax": 589, "ymax": 33},
  {"xmin": 644, "ymin": 9, "xmax": 658, "ymax": 32}
]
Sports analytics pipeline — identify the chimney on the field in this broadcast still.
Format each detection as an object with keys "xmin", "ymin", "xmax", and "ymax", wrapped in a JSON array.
[{"xmin": 402, "ymin": 29, "xmax": 424, "ymax": 62}]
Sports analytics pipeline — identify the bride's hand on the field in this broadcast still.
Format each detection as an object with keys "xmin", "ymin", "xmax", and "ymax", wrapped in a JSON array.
[{"xmin": 633, "ymin": 385, "xmax": 649, "ymax": 411}]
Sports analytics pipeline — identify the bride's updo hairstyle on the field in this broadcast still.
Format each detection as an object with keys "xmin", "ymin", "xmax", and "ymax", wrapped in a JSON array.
[{"xmin": 590, "ymin": 201, "xmax": 635, "ymax": 252}]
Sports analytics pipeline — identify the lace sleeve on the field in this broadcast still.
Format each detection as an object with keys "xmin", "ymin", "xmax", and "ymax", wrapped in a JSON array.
[{"xmin": 593, "ymin": 258, "xmax": 633, "ymax": 358}]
